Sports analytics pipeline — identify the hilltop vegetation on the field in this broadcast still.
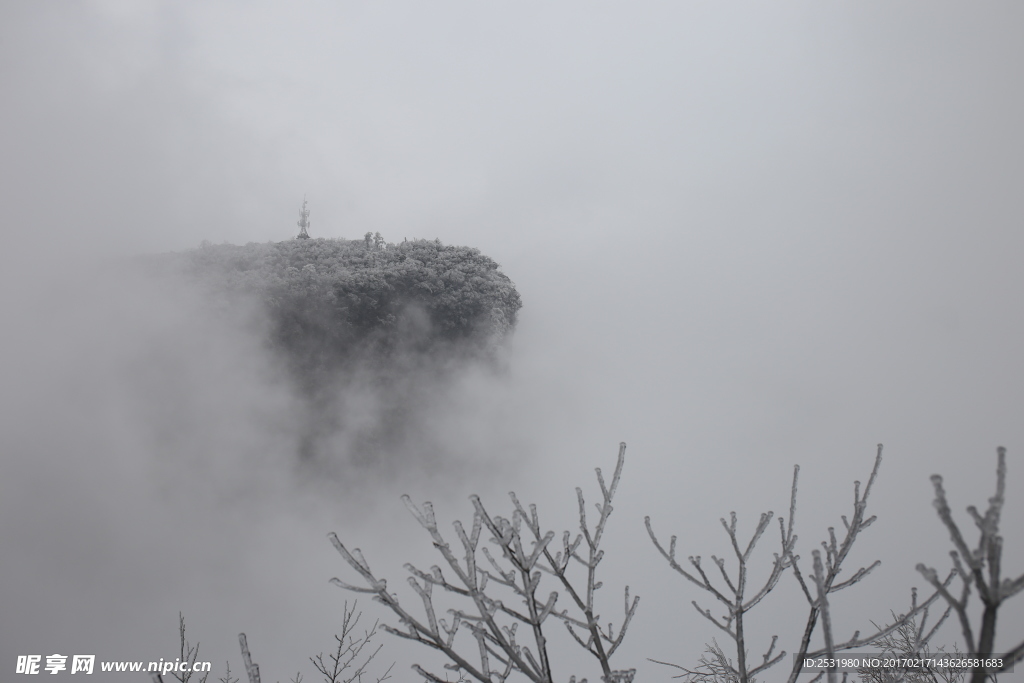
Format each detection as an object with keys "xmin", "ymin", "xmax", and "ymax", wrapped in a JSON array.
[
  {"xmin": 158, "ymin": 235, "xmax": 522, "ymax": 461},
  {"xmin": 181, "ymin": 237, "xmax": 519, "ymax": 375}
]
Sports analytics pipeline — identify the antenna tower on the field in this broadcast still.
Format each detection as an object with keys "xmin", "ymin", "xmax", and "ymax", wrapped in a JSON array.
[{"xmin": 296, "ymin": 196, "xmax": 311, "ymax": 239}]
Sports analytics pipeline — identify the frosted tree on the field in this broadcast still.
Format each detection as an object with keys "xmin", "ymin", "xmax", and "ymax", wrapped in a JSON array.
[
  {"xmin": 161, "ymin": 443, "xmax": 1019, "ymax": 683},
  {"xmin": 916, "ymin": 447, "xmax": 1024, "ymax": 683},
  {"xmin": 646, "ymin": 447, "xmax": 958, "ymax": 683},
  {"xmin": 329, "ymin": 443, "xmax": 639, "ymax": 683},
  {"xmin": 856, "ymin": 605, "xmax": 963, "ymax": 683}
]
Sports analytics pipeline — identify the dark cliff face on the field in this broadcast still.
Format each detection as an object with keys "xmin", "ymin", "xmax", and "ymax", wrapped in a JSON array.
[{"xmin": 156, "ymin": 237, "xmax": 522, "ymax": 466}]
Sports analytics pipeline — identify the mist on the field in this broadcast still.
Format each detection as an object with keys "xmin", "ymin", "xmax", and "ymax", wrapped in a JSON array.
[{"xmin": 2, "ymin": 1, "xmax": 1023, "ymax": 680}]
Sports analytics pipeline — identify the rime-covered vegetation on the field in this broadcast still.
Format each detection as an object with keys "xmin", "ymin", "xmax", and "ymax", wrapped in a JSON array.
[
  {"xmin": 179, "ymin": 237, "xmax": 520, "ymax": 385},
  {"xmin": 328, "ymin": 444, "xmax": 1022, "ymax": 683},
  {"xmin": 155, "ymin": 236, "xmax": 522, "ymax": 461},
  {"xmin": 166, "ymin": 444, "xmax": 1022, "ymax": 683}
]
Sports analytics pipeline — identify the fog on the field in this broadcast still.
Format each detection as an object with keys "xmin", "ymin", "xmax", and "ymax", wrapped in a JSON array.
[{"xmin": 2, "ymin": 2, "xmax": 1023, "ymax": 680}]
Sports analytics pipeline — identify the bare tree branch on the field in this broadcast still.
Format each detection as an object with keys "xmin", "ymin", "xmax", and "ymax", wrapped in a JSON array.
[
  {"xmin": 329, "ymin": 443, "xmax": 637, "ymax": 683},
  {"xmin": 916, "ymin": 447, "xmax": 1020, "ymax": 683}
]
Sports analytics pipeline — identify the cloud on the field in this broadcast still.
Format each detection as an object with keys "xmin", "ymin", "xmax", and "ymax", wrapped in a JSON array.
[{"xmin": 2, "ymin": 1, "xmax": 1023, "ymax": 679}]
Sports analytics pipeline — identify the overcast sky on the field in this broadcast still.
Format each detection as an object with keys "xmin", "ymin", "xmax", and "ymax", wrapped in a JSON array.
[{"xmin": 2, "ymin": 2, "xmax": 1023, "ymax": 681}]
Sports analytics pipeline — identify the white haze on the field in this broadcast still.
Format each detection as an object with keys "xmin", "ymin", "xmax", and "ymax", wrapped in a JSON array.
[{"xmin": 1, "ymin": 1, "xmax": 1022, "ymax": 680}]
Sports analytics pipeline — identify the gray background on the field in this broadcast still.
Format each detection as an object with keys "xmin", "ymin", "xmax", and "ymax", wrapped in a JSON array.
[{"xmin": 2, "ymin": 2, "xmax": 1022, "ymax": 680}]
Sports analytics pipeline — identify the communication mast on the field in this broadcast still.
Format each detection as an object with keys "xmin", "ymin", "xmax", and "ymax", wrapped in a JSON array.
[{"xmin": 296, "ymin": 196, "xmax": 311, "ymax": 239}]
